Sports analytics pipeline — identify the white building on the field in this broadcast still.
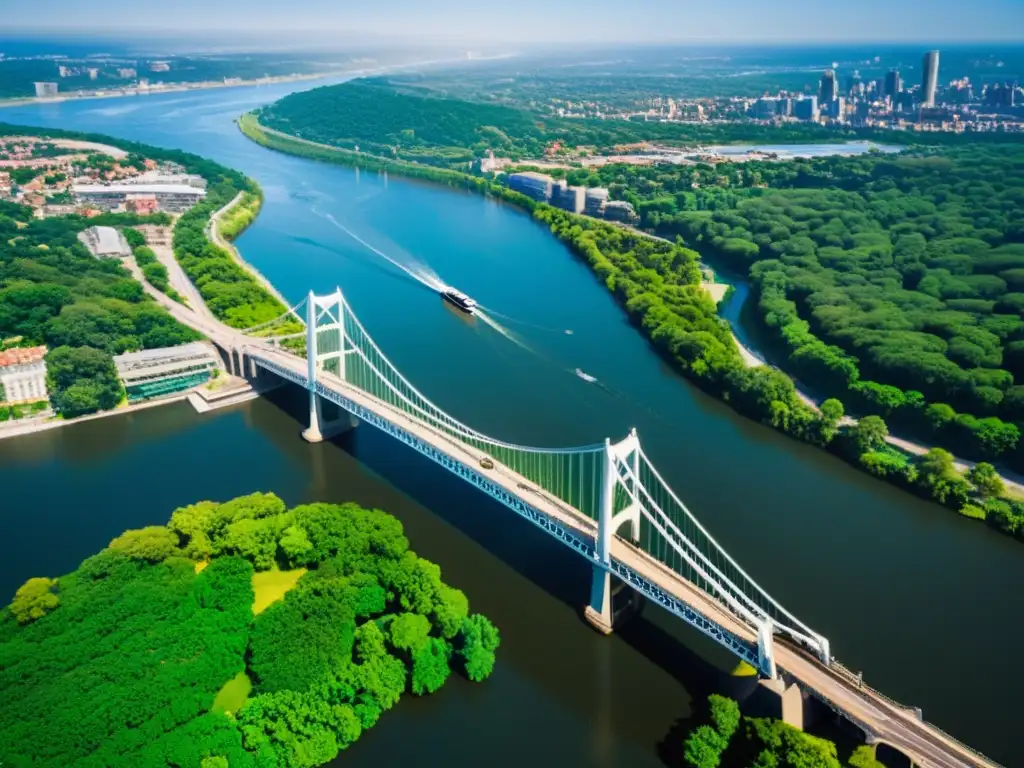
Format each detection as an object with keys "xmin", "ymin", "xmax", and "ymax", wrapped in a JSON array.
[
  {"xmin": 33, "ymin": 82, "xmax": 58, "ymax": 98},
  {"xmin": 0, "ymin": 346, "xmax": 48, "ymax": 404},
  {"xmin": 73, "ymin": 182, "xmax": 207, "ymax": 212},
  {"xmin": 77, "ymin": 226, "xmax": 132, "ymax": 259}
]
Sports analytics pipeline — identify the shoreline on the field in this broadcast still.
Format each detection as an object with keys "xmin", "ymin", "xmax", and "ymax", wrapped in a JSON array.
[
  {"xmin": 0, "ymin": 71, "xmax": 347, "ymax": 110},
  {"xmin": 237, "ymin": 113, "xmax": 1024, "ymax": 529},
  {"xmin": 0, "ymin": 54, "xmax": 502, "ymax": 111}
]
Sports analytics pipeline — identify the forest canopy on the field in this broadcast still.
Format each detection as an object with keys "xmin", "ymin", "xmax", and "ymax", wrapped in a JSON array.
[{"xmin": 0, "ymin": 493, "xmax": 499, "ymax": 768}]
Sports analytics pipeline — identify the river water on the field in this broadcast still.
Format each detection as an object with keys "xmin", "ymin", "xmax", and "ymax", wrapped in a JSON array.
[{"xmin": 1, "ymin": 82, "xmax": 1021, "ymax": 765}]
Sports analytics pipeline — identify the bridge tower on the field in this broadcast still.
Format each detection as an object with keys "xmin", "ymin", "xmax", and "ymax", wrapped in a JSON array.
[
  {"xmin": 584, "ymin": 429, "xmax": 643, "ymax": 634},
  {"xmin": 302, "ymin": 288, "xmax": 357, "ymax": 443}
]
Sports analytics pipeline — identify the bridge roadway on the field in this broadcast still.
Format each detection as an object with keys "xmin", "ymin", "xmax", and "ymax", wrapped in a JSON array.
[{"xmin": 151, "ymin": 282, "xmax": 992, "ymax": 768}]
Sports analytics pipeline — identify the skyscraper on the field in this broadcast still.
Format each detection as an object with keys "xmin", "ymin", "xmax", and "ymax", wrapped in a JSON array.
[
  {"xmin": 921, "ymin": 50, "xmax": 940, "ymax": 107},
  {"xmin": 819, "ymin": 70, "xmax": 838, "ymax": 104},
  {"xmin": 884, "ymin": 69, "xmax": 902, "ymax": 99}
]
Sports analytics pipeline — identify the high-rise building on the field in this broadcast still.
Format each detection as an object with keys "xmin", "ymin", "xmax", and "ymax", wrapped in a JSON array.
[
  {"xmin": 33, "ymin": 82, "xmax": 58, "ymax": 98},
  {"xmin": 921, "ymin": 50, "xmax": 940, "ymax": 107},
  {"xmin": 819, "ymin": 70, "xmax": 838, "ymax": 104},
  {"xmin": 793, "ymin": 96, "xmax": 819, "ymax": 122},
  {"xmin": 884, "ymin": 69, "xmax": 902, "ymax": 99}
]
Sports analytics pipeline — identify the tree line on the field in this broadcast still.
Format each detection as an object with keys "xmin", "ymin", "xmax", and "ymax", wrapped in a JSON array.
[
  {"xmin": 1, "ymin": 492, "xmax": 499, "ymax": 767},
  {"xmin": 242, "ymin": 107, "xmax": 1024, "ymax": 543}
]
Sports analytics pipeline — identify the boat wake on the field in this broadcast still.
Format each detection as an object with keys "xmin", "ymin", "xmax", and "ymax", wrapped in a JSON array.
[{"xmin": 314, "ymin": 209, "xmax": 445, "ymax": 292}]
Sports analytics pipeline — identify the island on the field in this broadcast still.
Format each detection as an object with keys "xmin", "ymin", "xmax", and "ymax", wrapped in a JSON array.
[
  {"xmin": 0, "ymin": 492, "xmax": 500, "ymax": 767},
  {"xmin": 241, "ymin": 77, "xmax": 1024, "ymax": 543}
]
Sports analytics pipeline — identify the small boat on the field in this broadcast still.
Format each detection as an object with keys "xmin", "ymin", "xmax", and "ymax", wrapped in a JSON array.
[
  {"xmin": 441, "ymin": 288, "xmax": 477, "ymax": 315},
  {"xmin": 575, "ymin": 368, "xmax": 597, "ymax": 383}
]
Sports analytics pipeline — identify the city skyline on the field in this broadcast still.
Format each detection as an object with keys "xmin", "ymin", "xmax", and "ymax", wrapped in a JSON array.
[{"xmin": 4, "ymin": 0, "xmax": 1024, "ymax": 44}]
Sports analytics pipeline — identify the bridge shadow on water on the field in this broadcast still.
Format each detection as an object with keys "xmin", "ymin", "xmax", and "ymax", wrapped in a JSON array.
[{"xmin": 252, "ymin": 383, "xmax": 858, "ymax": 766}]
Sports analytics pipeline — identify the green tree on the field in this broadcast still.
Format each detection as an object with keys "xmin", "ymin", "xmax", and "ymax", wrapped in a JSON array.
[
  {"xmin": 10, "ymin": 576, "xmax": 60, "ymax": 624},
  {"xmin": 410, "ymin": 637, "xmax": 451, "ymax": 695},
  {"xmin": 967, "ymin": 462, "xmax": 1005, "ymax": 499},
  {"xmin": 388, "ymin": 612, "xmax": 431, "ymax": 654},
  {"xmin": 108, "ymin": 525, "xmax": 179, "ymax": 562},
  {"xmin": 815, "ymin": 398, "xmax": 844, "ymax": 446},
  {"xmin": 45, "ymin": 345, "xmax": 123, "ymax": 417},
  {"xmin": 850, "ymin": 415, "xmax": 889, "ymax": 455},
  {"xmin": 457, "ymin": 614, "xmax": 501, "ymax": 682},
  {"xmin": 683, "ymin": 725, "xmax": 727, "ymax": 768}
]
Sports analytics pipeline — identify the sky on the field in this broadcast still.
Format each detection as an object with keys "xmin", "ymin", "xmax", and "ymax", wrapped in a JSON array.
[{"xmin": 5, "ymin": 0, "xmax": 1024, "ymax": 45}]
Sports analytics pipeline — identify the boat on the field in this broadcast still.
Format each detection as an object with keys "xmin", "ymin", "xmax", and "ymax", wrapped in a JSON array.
[
  {"xmin": 441, "ymin": 288, "xmax": 477, "ymax": 315},
  {"xmin": 575, "ymin": 368, "xmax": 597, "ymax": 383}
]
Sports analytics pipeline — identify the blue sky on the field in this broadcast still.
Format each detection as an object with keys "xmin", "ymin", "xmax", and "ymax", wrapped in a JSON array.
[{"xmin": 6, "ymin": 0, "xmax": 1024, "ymax": 43}]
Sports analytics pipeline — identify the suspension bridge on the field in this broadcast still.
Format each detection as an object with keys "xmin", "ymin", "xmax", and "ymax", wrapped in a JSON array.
[{"xmin": 159, "ymin": 283, "xmax": 995, "ymax": 768}]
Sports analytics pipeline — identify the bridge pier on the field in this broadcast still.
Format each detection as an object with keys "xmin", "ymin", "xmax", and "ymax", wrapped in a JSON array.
[
  {"xmin": 584, "ymin": 566, "xmax": 643, "ymax": 634},
  {"xmin": 758, "ymin": 677, "xmax": 811, "ymax": 731},
  {"xmin": 302, "ymin": 391, "xmax": 358, "ymax": 443}
]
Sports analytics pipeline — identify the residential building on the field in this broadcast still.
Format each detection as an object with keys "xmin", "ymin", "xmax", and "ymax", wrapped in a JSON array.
[
  {"xmin": 73, "ymin": 182, "xmax": 207, "ymax": 212},
  {"xmin": 922, "ymin": 50, "xmax": 940, "ymax": 107},
  {"xmin": 0, "ymin": 346, "xmax": 48, "ymax": 404},
  {"xmin": 507, "ymin": 171, "xmax": 554, "ymax": 202},
  {"xmin": 551, "ymin": 180, "xmax": 585, "ymax": 213},
  {"xmin": 115, "ymin": 342, "xmax": 220, "ymax": 402},
  {"xmin": 33, "ymin": 82, "xmax": 58, "ymax": 98},
  {"xmin": 584, "ymin": 187, "xmax": 610, "ymax": 216},
  {"xmin": 87, "ymin": 68, "xmax": 99, "ymax": 80},
  {"xmin": 77, "ymin": 226, "xmax": 132, "ymax": 259},
  {"xmin": 150, "ymin": 61, "xmax": 171, "ymax": 72},
  {"xmin": 117, "ymin": 68, "xmax": 138, "ymax": 79}
]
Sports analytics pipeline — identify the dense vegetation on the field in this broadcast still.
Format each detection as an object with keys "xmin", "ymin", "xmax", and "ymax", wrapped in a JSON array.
[
  {"xmin": 173, "ymin": 181, "xmax": 301, "ymax": 332},
  {"xmin": 646, "ymin": 147, "xmax": 1024, "ymax": 467},
  {"xmin": 680, "ymin": 695, "xmax": 885, "ymax": 768},
  {"xmin": 256, "ymin": 79, "xmax": 1024, "ymax": 176},
  {"xmin": 0, "ymin": 492, "xmax": 499, "ymax": 767}
]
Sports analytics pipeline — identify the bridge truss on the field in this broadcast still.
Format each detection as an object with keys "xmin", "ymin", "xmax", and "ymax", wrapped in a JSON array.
[{"xmin": 244, "ymin": 288, "xmax": 832, "ymax": 678}]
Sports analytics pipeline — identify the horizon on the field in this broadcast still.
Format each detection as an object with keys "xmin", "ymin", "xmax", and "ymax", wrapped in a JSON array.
[{"xmin": 4, "ymin": 0, "xmax": 1024, "ymax": 45}]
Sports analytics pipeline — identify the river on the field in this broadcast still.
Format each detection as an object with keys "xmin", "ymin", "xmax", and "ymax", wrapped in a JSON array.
[{"xmin": 1, "ymin": 82, "xmax": 1021, "ymax": 766}]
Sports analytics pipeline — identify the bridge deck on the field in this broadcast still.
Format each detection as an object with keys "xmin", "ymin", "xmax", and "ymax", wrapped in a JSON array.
[
  {"xmin": 245, "ymin": 346, "xmax": 992, "ymax": 768},
  {"xmin": 146, "ymin": 259, "xmax": 994, "ymax": 768}
]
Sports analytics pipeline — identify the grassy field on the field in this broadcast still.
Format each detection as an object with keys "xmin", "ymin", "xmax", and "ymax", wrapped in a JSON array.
[
  {"xmin": 211, "ymin": 671, "xmax": 252, "ymax": 716},
  {"xmin": 251, "ymin": 567, "xmax": 306, "ymax": 615}
]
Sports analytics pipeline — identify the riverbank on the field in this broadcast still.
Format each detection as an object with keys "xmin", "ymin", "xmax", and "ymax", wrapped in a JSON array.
[
  {"xmin": 237, "ymin": 112, "xmax": 1024, "ymax": 539},
  {"xmin": 0, "ymin": 71, "xmax": 348, "ymax": 111}
]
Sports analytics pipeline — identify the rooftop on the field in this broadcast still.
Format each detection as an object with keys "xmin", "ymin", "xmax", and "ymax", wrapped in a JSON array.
[
  {"xmin": 0, "ymin": 346, "xmax": 46, "ymax": 368},
  {"xmin": 73, "ymin": 183, "xmax": 207, "ymax": 196},
  {"xmin": 115, "ymin": 342, "xmax": 217, "ymax": 372},
  {"xmin": 78, "ymin": 226, "xmax": 131, "ymax": 257}
]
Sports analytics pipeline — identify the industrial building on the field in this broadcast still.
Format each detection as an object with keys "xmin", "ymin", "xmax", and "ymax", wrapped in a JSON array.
[
  {"xmin": 0, "ymin": 346, "xmax": 48, "ymax": 404},
  {"xmin": 114, "ymin": 342, "xmax": 220, "ymax": 402},
  {"xmin": 73, "ymin": 182, "xmax": 207, "ymax": 212},
  {"xmin": 77, "ymin": 226, "xmax": 132, "ymax": 259}
]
